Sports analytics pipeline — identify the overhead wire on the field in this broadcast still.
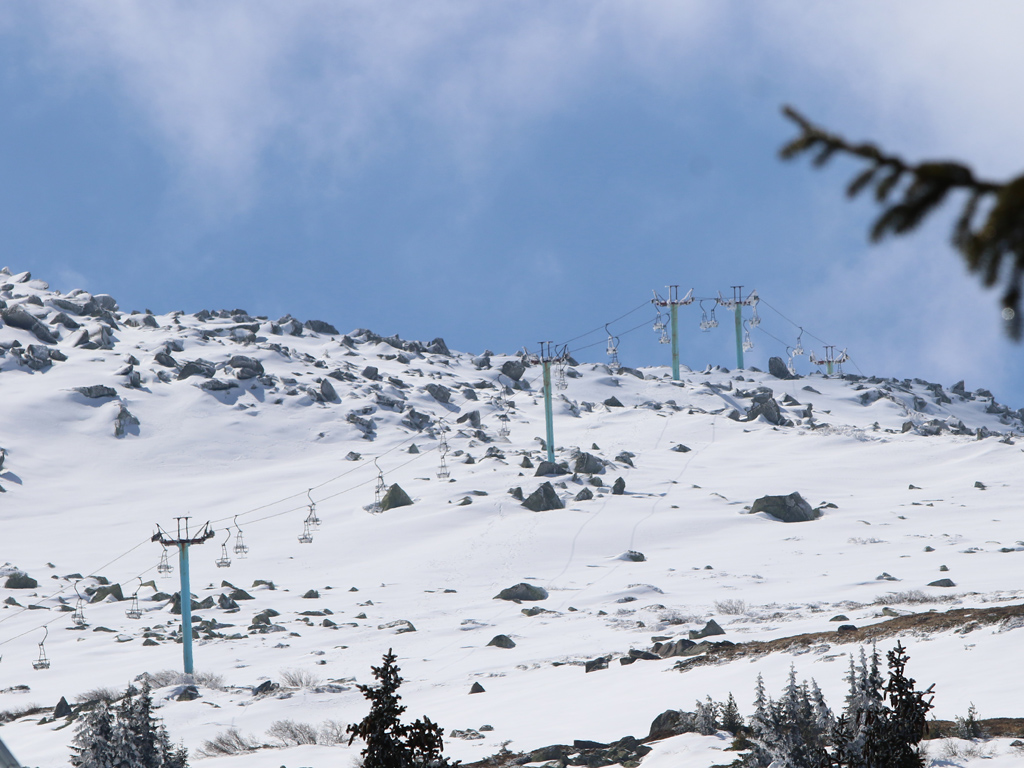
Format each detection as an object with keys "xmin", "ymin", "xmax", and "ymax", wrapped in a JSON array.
[{"xmin": 557, "ymin": 300, "xmax": 651, "ymax": 347}]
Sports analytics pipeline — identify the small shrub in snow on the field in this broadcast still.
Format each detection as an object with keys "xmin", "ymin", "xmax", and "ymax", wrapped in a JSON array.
[
  {"xmin": 0, "ymin": 703, "xmax": 45, "ymax": 723},
  {"xmin": 74, "ymin": 687, "xmax": 121, "ymax": 704},
  {"xmin": 138, "ymin": 669, "xmax": 224, "ymax": 690},
  {"xmin": 319, "ymin": 719, "xmax": 350, "ymax": 745},
  {"xmin": 715, "ymin": 599, "xmax": 747, "ymax": 615},
  {"xmin": 280, "ymin": 668, "xmax": 323, "ymax": 689},
  {"xmin": 267, "ymin": 719, "xmax": 319, "ymax": 746},
  {"xmin": 873, "ymin": 590, "xmax": 938, "ymax": 605},
  {"xmin": 197, "ymin": 728, "xmax": 262, "ymax": 756},
  {"xmin": 953, "ymin": 702, "xmax": 986, "ymax": 740},
  {"xmin": 939, "ymin": 738, "xmax": 994, "ymax": 761}
]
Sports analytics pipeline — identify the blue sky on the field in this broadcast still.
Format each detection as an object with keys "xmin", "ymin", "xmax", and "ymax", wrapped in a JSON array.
[{"xmin": 3, "ymin": 2, "xmax": 1024, "ymax": 406}]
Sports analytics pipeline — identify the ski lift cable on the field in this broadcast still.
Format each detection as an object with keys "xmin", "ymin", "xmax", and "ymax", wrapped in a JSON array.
[
  {"xmin": 207, "ymin": 428, "xmax": 430, "ymax": 527},
  {"xmin": 568, "ymin": 316, "xmax": 653, "ymax": 355},
  {"xmin": 557, "ymin": 300, "xmax": 651, "ymax": 347},
  {"xmin": 0, "ymin": 537, "xmax": 153, "ymax": 631},
  {"xmin": 752, "ymin": 325, "xmax": 792, "ymax": 350},
  {"xmin": 2, "ymin": 421, "xmax": 444, "ymax": 647},
  {"xmin": 758, "ymin": 298, "xmax": 832, "ymax": 347}
]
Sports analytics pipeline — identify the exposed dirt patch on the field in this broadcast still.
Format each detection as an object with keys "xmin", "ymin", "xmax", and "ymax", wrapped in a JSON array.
[
  {"xmin": 929, "ymin": 718, "xmax": 1024, "ymax": 739},
  {"xmin": 673, "ymin": 601, "xmax": 1024, "ymax": 670}
]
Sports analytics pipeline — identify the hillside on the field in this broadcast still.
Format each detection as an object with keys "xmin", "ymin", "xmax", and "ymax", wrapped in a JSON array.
[{"xmin": 1, "ymin": 266, "xmax": 1023, "ymax": 767}]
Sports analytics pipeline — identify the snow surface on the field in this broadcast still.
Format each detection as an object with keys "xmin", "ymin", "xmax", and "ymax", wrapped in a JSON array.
[{"xmin": 1, "ymin": 269, "xmax": 1023, "ymax": 767}]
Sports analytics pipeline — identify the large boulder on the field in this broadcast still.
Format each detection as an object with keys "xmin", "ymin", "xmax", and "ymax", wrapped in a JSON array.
[
  {"xmin": 573, "ymin": 452, "xmax": 605, "ymax": 474},
  {"xmin": 178, "ymin": 360, "xmax": 215, "ymax": 380},
  {"xmin": 2, "ymin": 307, "xmax": 58, "ymax": 344},
  {"xmin": 522, "ymin": 482, "xmax": 564, "ymax": 511},
  {"xmin": 745, "ymin": 388, "xmax": 784, "ymax": 425},
  {"xmin": 500, "ymin": 359, "xmax": 526, "ymax": 381},
  {"xmin": 304, "ymin": 319, "xmax": 339, "ymax": 335},
  {"xmin": 228, "ymin": 355, "xmax": 264, "ymax": 376},
  {"xmin": 647, "ymin": 710, "xmax": 696, "ymax": 741},
  {"xmin": 319, "ymin": 378, "xmax": 338, "ymax": 402},
  {"xmin": 534, "ymin": 461, "xmax": 568, "ymax": 477},
  {"xmin": 114, "ymin": 406, "xmax": 140, "ymax": 438},
  {"xmin": 379, "ymin": 484, "xmax": 413, "ymax": 511},
  {"xmin": 424, "ymin": 383, "xmax": 451, "ymax": 403},
  {"xmin": 456, "ymin": 410, "xmax": 481, "ymax": 428},
  {"xmin": 689, "ymin": 619, "xmax": 725, "ymax": 639},
  {"xmin": 74, "ymin": 385, "xmax": 117, "ymax": 399},
  {"xmin": 52, "ymin": 296, "xmax": 97, "ymax": 316},
  {"xmin": 651, "ymin": 638, "xmax": 697, "ymax": 658},
  {"xmin": 750, "ymin": 492, "xmax": 820, "ymax": 522},
  {"xmin": 768, "ymin": 356, "xmax": 796, "ymax": 380},
  {"xmin": 494, "ymin": 583, "xmax": 548, "ymax": 602},
  {"xmin": 426, "ymin": 337, "xmax": 450, "ymax": 356}
]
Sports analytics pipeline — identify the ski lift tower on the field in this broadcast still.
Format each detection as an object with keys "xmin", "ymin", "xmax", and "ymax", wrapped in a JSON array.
[
  {"xmin": 717, "ymin": 286, "xmax": 759, "ymax": 370},
  {"xmin": 651, "ymin": 286, "xmax": 694, "ymax": 381},
  {"xmin": 810, "ymin": 345, "xmax": 849, "ymax": 375},
  {"xmin": 151, "ymin": 517, "xmax": 215, "ymax": 675},
  {"xmin": 529, "ymin": 342, "xmax": 569, "ymax": 464}
]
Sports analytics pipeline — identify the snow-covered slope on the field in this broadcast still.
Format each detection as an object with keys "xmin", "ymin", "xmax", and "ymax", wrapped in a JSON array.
[{"xmin": 1, "ymin": 267, "xmax": 1023, "ymax": 767}]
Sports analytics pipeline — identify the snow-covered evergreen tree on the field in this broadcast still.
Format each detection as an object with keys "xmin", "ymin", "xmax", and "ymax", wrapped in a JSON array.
[
  {"xmin": 719, "ymin": 692, "xmax": 743, "ymax": 735},
  {"xmin": 70, "ymin": 701, "xmax": 117, "ymax": 768},
  {"xmin": 695, "ymin": 696, "xmax": 719, "ymax": 735},
  {"xmin": 70, "ymin": 682, "xmax": 188, "ymax": 768}
]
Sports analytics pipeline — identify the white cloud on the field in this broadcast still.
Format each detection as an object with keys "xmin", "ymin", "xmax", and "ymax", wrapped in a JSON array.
[{"xmin": 24, "ymin": 1, "xmax": 720, "ymax": 202}]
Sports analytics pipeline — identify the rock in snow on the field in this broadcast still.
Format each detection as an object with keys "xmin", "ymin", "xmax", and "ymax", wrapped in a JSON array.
[
  {"xmin": 750, "ymin": 492, "xmax": 820, "ymax": 522},
  {"xmin": 522, "ymin": 482, "xmax": 564, "ymax": 511}
]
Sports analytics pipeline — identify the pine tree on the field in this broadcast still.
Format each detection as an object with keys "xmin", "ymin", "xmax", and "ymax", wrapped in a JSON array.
[
  {"xmin": 744, "ymin": 674, "xmax": 774, "ymax": 768},
  {"xmin": 780, "ymin": 106, "xmax": 1024, "ymax": 338},
  {"xmin": 695, "ymin": 696, "xmax": 719, "ymax": 735},
  {"xmin": 70, "ymin": 701, "xmax": 117, "ymax": 768},
  {"xmin": 347, "ymin": 649, "xmax": 457, "ymax": 768},
  {"xmin": 719, "ymin": 692, "xmax": 744, "ymax": 736},
  {"xmin": 874, "ymin": 642, "xmax": 934, "ymax": 768},
  {"xmin": 69, "ymin": 681, "xmax": 188, "ymax": 768}
]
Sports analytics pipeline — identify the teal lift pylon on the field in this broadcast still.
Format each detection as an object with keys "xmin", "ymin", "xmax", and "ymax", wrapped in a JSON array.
[
  {"xmin": 152, "ymin": 517, "xmax": 215, "ymax": 675},
  {"xmin": 651, "ymin": 286, "xmax": 694, "ymax": 380},
  {"xmin": 716, "ymin": 286, "xmax": 759, "ymax": 369},
  {"xmin": 532, "ymin": 342, "xmax": 569, "ymax": 464}
]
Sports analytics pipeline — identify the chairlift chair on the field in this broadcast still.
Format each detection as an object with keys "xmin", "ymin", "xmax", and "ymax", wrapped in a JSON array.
[
  {"xmin": 71, "ymin": 582, "xmax": 87, "ymax": 627},
  {"xmin": 298, "ymin": 519, "xmax": 314, "ymax": 544},
  {"xmin": 436, "ymin": 424, "xmax": 451, "ymax": 479},
  {"xmin": 653, "ymin": 310, "xmax": 666, "ymax": 333},
  {"xmin": 373, "ymin": 459, "xmax": 387, "ymax": 510},
  {"xmin": 742, "ymin": 321, "xmax": 754, "ymax": 352},
  {"xmin": 305, "ymin": 489, "xmax": 321, "ymax": 529},
  {"xmin": 555, "ymin": 362, "xmax": 567, "ymax": 391},
  {"xmin": 604, "ymin": 325, "xmax": 620, "ymax": 370},
  {"xmin": 157, "ymin": 547, "xmax": 173, "ymax": 577},
  {"xmin": 32, "ymin": 628, "xmax": 49, "ymax": 670},
  {"xmin": 125, "ymin": 595, "xmax": 142, "ymax": 620},
  {"xmin": 699, "ymin": 301, "xmax": 718, "ymax": 332},
  {"xmin": 232, "ymin": 515, "xmax": 249, "ymax": 557},
  {"xmin": 215, "ymin": 529, "xmax": 232, "ymax": 568}
]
